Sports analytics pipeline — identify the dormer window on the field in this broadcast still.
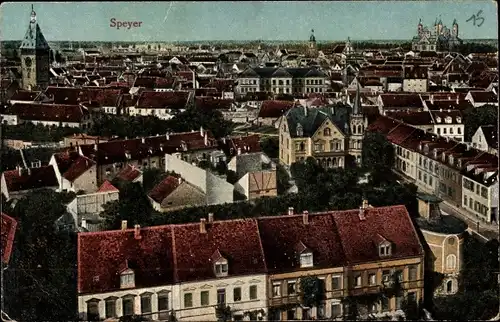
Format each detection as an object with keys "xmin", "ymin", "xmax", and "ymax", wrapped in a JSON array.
[
  {"xmin": 212, "ymin": 249, "xmax": 228, "ymax": 277},
  {"xmin": 379, "ymin": 242, "xmax": 392, "ymax": 257},
  {"xmin": 456, "ymin": 117, "xmax": 461, "ymax": 123},
  {"xmin": 300, "ymin": 252, "xmax": 313, "ymax": 268},
  {"xmin": 449, "ymin": 155, "xmax": 454, "ymax": 165},
  {"xmin": 120, "ymin": 269, "xmax": 135, "ymax": 289},
  {"xmin": 445, "ymin": 116, "xmax": 452, "ymax": 124},
  {"xmin": 296, "ymin": 123, "xmax": 304, "ymax": 137},
  {"xmin": 436, "ymin": 117, "xmax": 441, "ymax": 123}
]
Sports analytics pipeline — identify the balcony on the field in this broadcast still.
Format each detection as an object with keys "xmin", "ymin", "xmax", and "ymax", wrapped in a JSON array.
[
  {"xmin": 349, "ymin": 285, "xmax": 382, "ymax": 297},
  {"xmin": 268, "ymin": 294, "xmax": 301, "ymax": 307}
]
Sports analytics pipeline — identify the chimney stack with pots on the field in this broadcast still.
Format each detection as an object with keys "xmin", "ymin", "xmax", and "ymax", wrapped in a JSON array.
[
  {"xmin": 303, "ymin": 210, "xmax": 309, "ymax": 225},
  {"xmin": 204, "ymin": 133, "xmax": 208, "ymax": 146},
  {"xmin": 121, "ymin": 220, "xmax": 128, "ymax": 231},
  {"xmin": 200, "ymin": 218, "xmax": 207, "ymax": 234},
  {"xmin": 237, "ymin": 147, "xmax": 242, "ymax": 155},
  {"xmin": 200, "ymin": 126, "xmax": 204, "ymax": 137},
  {"xmin": 134, "ymin": 224, "xmax": 142, "ymax": 240},
  {"xmin": 288, "ymin": 207, "xmax": 294, "ymax": 216},
  {"xmin": 208, "ymin": 213, "xmax": 214, "ymax": 223}
]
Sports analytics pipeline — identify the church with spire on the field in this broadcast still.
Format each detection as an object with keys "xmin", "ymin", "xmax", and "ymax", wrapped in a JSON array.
[
  {"xmin": 19, "ymin": 5, "xmax": 50, "ymax": 90},
  {"xmin": 348, "ymin": 82, "xmax": 368, "ymax": 164},
  {"xmin": 411, "ymin": 17, "xmax": 463, "ymax": 52},
  {"xmin": 306, "ymin": 29, "xmax": 318, "ymax": 57}
]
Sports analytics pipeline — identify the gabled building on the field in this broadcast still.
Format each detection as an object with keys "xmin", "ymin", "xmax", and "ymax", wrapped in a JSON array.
[
  {"xmin": 465, "ymin": 90, "xmax": 498, "ymax": 107},
  {"xmin": 1, "ymin": 165, "xmax": 59, "ymax": 201},
  {"xmin": 148, "ymin": 175, "xmax": 206, "ymax": 212},
  {"xmin": 471, "ymin": 125, "xmax": 498, "ymax": 155},
  {"xmin": 49, "ymin": 151, "xmax": 98, "ymax": 193},
  {"xmin": 1, "ymin": 212, "xmax": 18, "ymax": 265}
]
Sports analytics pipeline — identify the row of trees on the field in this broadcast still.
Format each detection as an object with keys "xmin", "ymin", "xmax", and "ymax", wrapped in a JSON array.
[
  {"xmin": 2, "ymin": 122, "xmax": 81, "ymax": 142},
  {"xmin": 89, "ymin": 107, "xmax": 235, "ymax": 139}
]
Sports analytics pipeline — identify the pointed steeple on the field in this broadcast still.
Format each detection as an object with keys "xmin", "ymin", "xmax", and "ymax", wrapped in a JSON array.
[
  {"xmin": 309, "ymin": 29, "xmax": 316, "ymax": 42},
  {"xmin": 353, "ymin": 81, "xmax": 362, "ymax": 115},
  {"xmin": 452, "ymin": 18, "xmax": 457, "ymax": 25},
  {"xmin": 20, "ymin": 4, "xmax": 50, "ymax": 51}
]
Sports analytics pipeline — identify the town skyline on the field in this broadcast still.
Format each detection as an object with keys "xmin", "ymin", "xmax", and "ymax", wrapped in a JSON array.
[{"xmin": 0, "ymin": 1, "xmax": 498, "ymax": 42}]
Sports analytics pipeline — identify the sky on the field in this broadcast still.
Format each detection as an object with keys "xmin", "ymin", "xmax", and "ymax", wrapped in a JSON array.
[{"xmin": 0, "ymin": 1, "xmax": 498, "ymax": 42}]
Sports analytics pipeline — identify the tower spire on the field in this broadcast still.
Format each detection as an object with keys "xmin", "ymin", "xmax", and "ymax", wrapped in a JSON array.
[
  {"xmin": 30, "ymin": 4, "xmax": 36, "ymax": 23},
  {"xmin": 353, "ymin": 81, "xmax": 362, "ymax": 115}
]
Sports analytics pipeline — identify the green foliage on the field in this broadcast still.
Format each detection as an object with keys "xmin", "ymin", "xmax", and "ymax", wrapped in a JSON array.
[
  {"xmin": 401, "ymin": 297, "xmax": 421, "ymax": 320},
  {"xmin": 142, "ymin": 167, "xmax": 168, "ymax": 193},
  {"xmin": 458, "ymin": 42, "xmax": 498, "ymax": 55},
  {"xmin": 300, "ymin": 276, "xmax": 325, "ymax": 308},
  {"xmin": 2, "ymin": 123, "xmax": 81, "ymax": 142},
  {"xmin": 215, "ymin": 304, "xmax": 233, "ymax": 322},
  {"xmin": 260, "ymin": 137, "xmax": 279, "ymax": 159},
  {"xmin": 101, "ymin": 181, "xmax": 156, "ymax": 229},
  {"xmin": 463, "ymin": 105, "xmax": 498, "ymax": 141},
  {"xmin": 433, "ymin": 290, "xmax": 498, "ymax": 320},
  {"xmin": 89, "ymin": 107, "xmax": 235, "ymax": 139},
  {"xmin": 276, "ymin": 163, "xmax": 292, "ymax": 194},
  {"xmin": 4, "ymin": 189, "xmax": 78, "ymax": 321},
  {"xmin": 361, "ymin": 132, "xmax": 395, "ymax": 180}
]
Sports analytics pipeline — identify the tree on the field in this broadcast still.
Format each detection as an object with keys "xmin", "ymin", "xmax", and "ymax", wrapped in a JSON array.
[
  {"xmin": 463, "ymin": 105, "xmax": 498, "ymax": 141},
  {"xmin": 361, "ymin": 132, "xmax": 395, "ymax": 184},
  {"xmin": 101, "ymin": 181, "xmax": 155, "ymax": 229},
  {"xmin": 4, "ymin": 190, "xmax": 78, "ymax": 321},
  {"xmin": 215, "ymin": 304, "xmax": 233, "ymax": 322},
  {"xmin": 142, "ymin": 167, "xmax": 168, "ymax": 193},
  {"xmin": 276, "ymin": 163, "xmax": 291, "ymax": 194},
  {"xmin": 300, "ymin": 276, "xmax": 325, "ymax": 308},
  {"xmin": 401, "ymin": 297, "xmax": 421, "ymax": 320},
  {"xmin": 260, "ymin": 137, "xmax": 279, "ymax": 159}
]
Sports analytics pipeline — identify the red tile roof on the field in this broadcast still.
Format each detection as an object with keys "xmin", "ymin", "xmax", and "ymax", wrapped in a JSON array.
[
  {"xmin": 97, "ymin": 180, "xmax": 119, "ymax": 193},
  {"xmin": 79, "ymin": 131, "xmax": 217, "ymax": 165},
  {"xmin": 136, "ymin": 91, "xmax": 190, "ymax": 109},
  {"xmin": 195, "ymin": 97, "xmax": 233, "ymax": 110},
  {"xmin": 332, "ymin": 205, "xmax": 423, "ymax": 264},
  {"xmin": 1, "ymin": 213, "xmax": 17, "ymax": 264},
  {"xmin": 385, "ymin": 111, "xmax": 433, "ymax": 125},
  {"xmin": 4, "ymin": 103, "xmax": 89, "ymax": 123},
  {"xmin": 258, "ymin": 100, "xmax": 295, "ymax": 118},
  {"xmin": 148, "ymin": 176, "xmax": 181, "ymax": 203},
  {"xmin": 366, "ymin": 116, "xmax": 400, "ymax": 135},
  {"xmin": 77, "ymin": 226, "xmax": 175, "ymax": 294},
  {"xmin": 379, "ymin": 93, "xmax": 424, "ymax": 109},
  {"xmin": 228, "ymin": 135, "xmax": 261, "ymax": 156},
  {"xmin": 2, "ymin": 165, "xmax": 59, "ymax": 192},
  {"xmin": 468, "ymin": 91, "xmax": 498, "ymax": 104},
  {"xmin": 53, "ymin": 151, "xmax": 95, "ymax": 182},
  {"xmin": 172, "ymin": 219, "xmax": 267, "ymax": 282},
  {"xmin": 387, "ymin": 124, "xmax": 416, "ymax": 145},
  {"xmin": 257, "ymin": 213, "xmax": 345, "ymax": 273},
  {"xmin": 115, "ymin": 164, "xmax": 142, "ymax": 182},
  {"xmin": 10, "ymin": 90, "xmax": 40, "ymax": 101}
]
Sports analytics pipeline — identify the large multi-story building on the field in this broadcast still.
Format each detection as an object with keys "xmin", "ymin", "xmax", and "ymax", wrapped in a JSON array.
[
  {"xmin": 411, "ymin": 18, "xmax": 463, "ymax": 52},
  {"xmin": 19, "ymin": 5, "xmax": 50, "ymax": 90},
  {"xmin": 77, "ymin": 203, "xmax": 424, "ymax": 321},
  {"xmin": 279, "ymin": 85, "xmax": 368, "ymax": 167},
  {"xmin": 237, "ymin": 67, "xmax": 328, "ymax": 95}
]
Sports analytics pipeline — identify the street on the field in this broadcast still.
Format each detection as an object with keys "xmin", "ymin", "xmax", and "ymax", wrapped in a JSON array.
[{"xmin": 440, "ymin": 202, "xmax": 499, "ymax": 242}]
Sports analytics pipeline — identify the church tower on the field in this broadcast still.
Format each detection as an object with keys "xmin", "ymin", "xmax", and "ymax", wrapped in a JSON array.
[
  {"xmin": 309, "ymin": 29, "xmax": 316, "ymax": 50},
  {"xmin": 348, "ymin": 82, "xmax": 368, "ymax": 165},
  {"xmin": 19, "ymin": 5, "xmax": 50, "ymax": 91},
  {"xmin": 452, "ymin": 19, "xmax": 459, "ymax": 37}
]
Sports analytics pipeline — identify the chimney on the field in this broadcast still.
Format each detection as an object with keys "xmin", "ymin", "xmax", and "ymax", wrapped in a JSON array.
[
  {"xmin": 303, "ymin": 211, "xmax": 309, "ymax": 225},
  {"xmin": 141, "ymin": 137, "xmax": 145, "ymax": 144},
  {"xmin": 456, "ymin": 95, "xmax": 459, "ymax": 104},
  {"xmin": 237, "ymin": 147, "xmax": 242, "ymax": 155},
  {"xmin": 200, "ymin": 126, "xmax": 204, "ymax": 137},
  {"xmin": 134, "ymin": 224, "xmax": 142, "ymax": 240},
  {"xmin": 362, "ymin": 199, "xmax": 369, "ymax": 209},
  {"xmin": 304, "ymin": 106, "xmax": 308, "ymax": 116},
  {"xmin": 288, "ymin": 207, "xmax": 294, "ymax": 216},
  {"xmin": 93, "ymin": 143, "xmax": 98, "ymax": 151},
  {"xmin": 204, "ymin": 133, "xmax": 208, "ymax": 146},
  {"xmin": 208, "ymin": 213, "xmax": 214, "ymax": 223},
  {"xmin": 430, "ymin": 94, "xmax": 434, "ymax": 104},
  {"xmin": 358, "ymin": 207, "xmax": 366, "ymax": 221},
  {"xmin": 222, "ymin": 137, "xmax": 226, "ymax": 144},
  {"xmin": 166, "ymin": 133, "xmax": 170, "ymax": 140},
  {"xmin": 121, "ymin": 220, "xmax": 128, "ymax": 231},
  {"xmin": 200, "ymin": 218, "xmax": 207, "ymax": 233},
  {"xmin": 17, "ymin": 165, "xmax": 21, "ymax": 176},
  {"xmin": 81, "ymin": 218, "xmax": 87, "ymax": 229},
  {"xmin": 178, "ymin": 177, "xmax": 183, "ymax": 185}
]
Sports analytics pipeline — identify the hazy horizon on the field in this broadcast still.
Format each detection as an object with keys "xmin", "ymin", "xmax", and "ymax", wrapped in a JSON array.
[{"xmin": 1, "ymin": 1, "xmax": 498, "ymax": 42}]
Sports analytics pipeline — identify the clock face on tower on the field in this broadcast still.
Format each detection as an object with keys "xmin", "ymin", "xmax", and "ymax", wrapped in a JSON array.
[{"xmin": 25, "ymin": 57, "xmax": 32, "ymax": 67}]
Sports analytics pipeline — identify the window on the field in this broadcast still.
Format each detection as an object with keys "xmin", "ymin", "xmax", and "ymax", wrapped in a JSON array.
[
  {"xmin": 458, "ymin": 127, "xmax": 461, "ymax": 134},
  {"xmin": 368, "ymin": 273, "xmax": 376, "ymax": 285},
  {"xmin": 122, "ymin": 296, "xmax": 134, "ymax": 316},
  {"xmin": 300, "ymin": 252, "xmax": 313, "ymax": 268},
  {"xmin": 446, "ymin": 254, "xmax": 457, "ymax": 270},
  {"xmin": 396, "ymin": 295, "xmax": 403, "ymax": 310},
  {"xmin": 354, "ymin": 275, "xmax": 362, "ymax": 287},
  {"xmin": 287, "ymin": 309, "xmax": 296, "ymax": 320},
  {"xmin": 120, "ymin": 270, "xmax": 135, "ymax": 289},
  {"xmin": 201, "ymin": 291, "xmax": 209, "ymax": 306},
  {"xmin": 379, "ymin": 244, "xmax": 391, "ymax": 256},
  {"xmin": 323, "ymin": 128, "xmax": 331, "ymax": 136},
  {"xmin": 249, "ymin": 285, "xmax": 257, "ymax": 300},
  {"xmin": 395, "ymin": 270, "xmax": 403, "ymax": 282},
  {"xmin": 317, "ymin": 304, "xmax": 325, "ymax": 318},
  {"xmin": 437, "ymin": 128, "xmax": 441, "ymax": 134},
  {"xmin": 217, "ymin": 289, "xmax": 226, "ymax": 305},
  {"xmin": 382, "ymin": 270, "xmax": 390, "ymax": 283},
  {"xmin": 481, "ymin": 187, "xmax": 488, "ymax": 199},
  {"xmin": 232, "ymin": 287, "xmax": 241, "ymax": 302},
  {"xmin": 450, "ymin": 128, "xmax": 454, "ymax": 134},
  {"xmin": 158, "ymin": 292, "xmax": 169, "ymax": 319},
  {"xmin": 407, "ymin": 292, "xmax": 417, "ymax": 303},
  {"xmin": 273, "ymin": 283, "xmax": 281, "ymax": 297},
  {"xmin": 418, "ymin": 171, "xmax": 422, "ymax": 181},
  {"xmin": 215, "ymin": 260, "xmax": 228, "ymax": 277},
  {"xmin": 287, "ymin": 281, "xmax": 296, "ymax": 295},
  {"xmin": 184, "ymin": 293, "xmax": 193, "ymax": 308},
  {"xmin": 105, "ymin": 298, "xmax": 116, "ymax": 318},
  {"xmin": 87, "ymin": 300, "xmax": 100, "ymax": 321},
  {"xmin": 332, "ymin": 275, "xmax": 342, "ymax": 290},
  {"xmin": 381, "ymin": 296, "xmax": 389, "ymax": 311},
  {"xmin": 331, "ymin": 303, "xmax": 342, "ymax": 318},
  {"xmin": 141, "ymin": 294, "xmax": 152, "ymax": 314},
  {"xmin": 443, "ymin": 128, "xmax": 447, "ymax": 134},
  {"xmin": 429, "ymin": 176, "xmax": 433, "ymax": 186},
  {"xmin": 446, "ymin": 280, "xmax": 453, "ymax": 293},
  {"xmin": 409, "ymin": 266, "xmax": 418, "ymax": 281}
]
